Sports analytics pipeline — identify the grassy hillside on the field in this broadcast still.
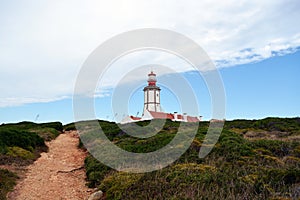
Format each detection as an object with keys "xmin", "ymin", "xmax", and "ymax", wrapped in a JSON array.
[
  {"xmin": 0, "ymin": 121, "xmax": 63, "ymax": 199},
  {"xmin": 78, "ymin": 118, "xmax": 300, "ymax": 200}
]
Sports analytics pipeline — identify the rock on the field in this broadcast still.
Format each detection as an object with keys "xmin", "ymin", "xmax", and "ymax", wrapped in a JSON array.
[{"xmin": 88, "ymin": 190, "xmax": 103, "ymax": 200}]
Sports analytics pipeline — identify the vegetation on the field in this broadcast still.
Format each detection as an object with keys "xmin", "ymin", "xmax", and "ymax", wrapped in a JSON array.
[
  {"xmin": 0, "ymin": 169, "xmax": 17, "ymax": 200},
  {"xmin": 63, "ymin": 122, "xmax": 76, "ymax": 131},
  {"xmin": 1, "ymin": 118, "xmax": 299, "ymax": 199},
  {"xmin": 1, "ymin": 121, "xmax": 62, "ymax": 141},
  {"xmin": 82, "ymin": 117, "xmax": 300, "ymax": 200},
  {"xmin": 0, "ymin": 121, "xmax": 63, "ymax": 199}
]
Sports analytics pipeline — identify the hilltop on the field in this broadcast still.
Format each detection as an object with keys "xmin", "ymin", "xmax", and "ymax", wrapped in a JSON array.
[
  {"xmin": 0, "ymin": 117, "xmax": 299, "ymax": 200},
  {"xmin": 69, "ymin": 117, "xmax": 300, "ymax": 200}
]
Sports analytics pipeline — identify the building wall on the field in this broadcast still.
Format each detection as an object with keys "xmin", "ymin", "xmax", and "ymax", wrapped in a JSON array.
[
  {"xmin": 142, "ymin": 109, "xmax": 153, "ymax": 120},
  {"xmin": 144, "ymin": 89, "xmax": 161, "ymax": 112}
]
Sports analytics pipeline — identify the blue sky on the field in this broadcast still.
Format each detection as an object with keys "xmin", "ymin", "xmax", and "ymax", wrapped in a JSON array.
[{"xmin": 0, "ymin": 1, "xmax": 300, "ymax": 124}]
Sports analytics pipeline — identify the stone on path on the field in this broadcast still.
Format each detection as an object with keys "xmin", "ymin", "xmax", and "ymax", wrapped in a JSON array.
[{"xmin": 88, "ymin": 190, "xmax": 104, "ymax": 200}]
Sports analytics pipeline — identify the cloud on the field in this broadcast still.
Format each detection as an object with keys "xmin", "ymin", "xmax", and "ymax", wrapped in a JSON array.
[
  {"xmin": 0, "ymin": 0, "xmax": 300, "ymax": 107},
  {"xmin": 0, "ymin": 96, "xmax": 69, "ymax": 108}
]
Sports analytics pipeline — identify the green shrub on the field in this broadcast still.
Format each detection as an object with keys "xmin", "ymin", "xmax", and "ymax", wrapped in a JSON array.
[
  {"xmin": 0, "ymin": 128, "xmax": 45, "ymax": 151},
  {"xmin": 263, "ymin": 168, "xmax": 300, "ymax": 187},
  {"xmin": 0, "ymin": 169, "xmax": 17, "ymax": 200},
  {"xmin": 6, "ymin": 146, "xmax": 35, "ymax": 159},
  {"xmin": 251, "ymin": 139, "xmax": 295, "ymax": 157},
  {"xmin": 226, "ymin": 117, "xmax": 300, "ymax": 135},
  {"xmin": 0, "ymin": 121, "xmax": 62, "ymax": 144},
  {"xmin": 99, "ymin": 172, "xmax": 143, "ymax": 200},
  {"xmin": 40, "ymin": 122, "xmax": 63, "ymax": 132},
  {"xmin": 214, "ymin": 130, "xmax": 254, "ymax": 161},
  {"xmin": 63, "ymin": 123, "xmax": 76, "ymax": 131},
  {"xmin": 85, "ymin": 155, "xmax": 113, "ymax": 188},
  {"xmin": 29, "ymin": 127, "xmax": 60, "ymax": 141}
]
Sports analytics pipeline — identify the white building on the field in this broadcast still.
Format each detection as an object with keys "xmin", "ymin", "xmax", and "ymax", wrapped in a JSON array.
[{"xmin": 120, "ymin": 71, "xmax": 202, "ymax": 124}]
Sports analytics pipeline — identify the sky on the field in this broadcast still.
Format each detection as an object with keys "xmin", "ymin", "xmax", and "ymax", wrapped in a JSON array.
[{"xmin": 0, "ymin": 0, "xmax": 299, "ymax": 124}]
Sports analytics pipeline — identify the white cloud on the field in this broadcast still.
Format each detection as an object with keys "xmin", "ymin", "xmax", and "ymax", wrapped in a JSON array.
[
  {"xmin": 0, "ymin": 96, "xmax": 69, "ymax": 108},
  {"xmin": 0, "ymin": 0, "xmax": 300, "ymax": 107}
]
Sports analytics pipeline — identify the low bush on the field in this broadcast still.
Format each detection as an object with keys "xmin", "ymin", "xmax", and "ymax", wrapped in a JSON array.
[
  {"xmin": 63, "ymin": 123, "xmax": 76, "ymax": 131},
  {"xmin": 0, "ymin": 169, "xmax": 18, "ymax": 200},
  {"xmin": 39, "ymin": 122, "xmax": 63, "ymax": 132},
  {"xmin": 85, "ymin": 155, "xmax": 113, "ymax": 188},
  {"xmin": 0, "ymin": 128, "xmax": 44, "ymax": 152},
  {"xmin": 29, "ymin": 127, "xmax": 60, "ymax": 141},
  {"xmin": 6, "ymin": 146, "xmax": 35, "ymax": 160}
]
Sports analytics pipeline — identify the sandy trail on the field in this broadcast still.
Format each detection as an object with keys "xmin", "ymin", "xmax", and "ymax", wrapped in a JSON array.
[{"xmin": 8, "ymin": 131, "xmax": 92, "ymax": 200}]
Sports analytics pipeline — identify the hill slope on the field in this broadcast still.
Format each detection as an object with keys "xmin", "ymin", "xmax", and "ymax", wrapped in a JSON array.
[{"xmin": 73, "ymin": 118, "xmax": 300, "ymax": 200}]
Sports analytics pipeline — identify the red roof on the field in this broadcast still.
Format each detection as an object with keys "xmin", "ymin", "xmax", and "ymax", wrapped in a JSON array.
[
  {"xmin": 130, "ymin": 116, "xmax": 142, "ymax": 120},
  {"xmin": 187, "ymin": 116, "xmax": 199, "ymax": 122},
  {"xmin": 148, "ymin": 111, "xmax": 200, "ymax": 122},
  {"xmin": 149, "ymin": 111, "xmax": 174, "ymax": 120},
  {"xmin": 176, "ymin": 114, "xmax": 183, "ymax": 119}
]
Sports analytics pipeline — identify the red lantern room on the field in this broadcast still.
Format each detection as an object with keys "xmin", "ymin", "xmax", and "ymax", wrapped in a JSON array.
[{"xmin": 147, "ymin": 71, "xmax": 157, "ymax": 86}]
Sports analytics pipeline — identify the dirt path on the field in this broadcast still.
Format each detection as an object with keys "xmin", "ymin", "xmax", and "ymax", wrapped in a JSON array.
[{"xmin": 8, "ymin": 131, "xmax": 93, "ymax": 200}]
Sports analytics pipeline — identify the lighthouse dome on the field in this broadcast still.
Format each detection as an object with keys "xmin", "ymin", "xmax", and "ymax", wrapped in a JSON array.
[{"xmin": 147, "ymin": 71, "xmax": 157, "ymax": 85}]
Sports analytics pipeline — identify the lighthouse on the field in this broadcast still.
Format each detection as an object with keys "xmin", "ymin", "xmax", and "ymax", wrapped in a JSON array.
[
  {"xmin": 120, "ymin": 70, "xmax": 202, "ymax": 124},
  {"xmin": 143, "ymin": 71, "xmax": 161, "ymax": 113}
]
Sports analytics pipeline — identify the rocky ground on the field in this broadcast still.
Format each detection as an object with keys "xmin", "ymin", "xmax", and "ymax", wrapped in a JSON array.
[{"xmin": 7, "ymin": 131, "xmax": 93, "ymax": 200}]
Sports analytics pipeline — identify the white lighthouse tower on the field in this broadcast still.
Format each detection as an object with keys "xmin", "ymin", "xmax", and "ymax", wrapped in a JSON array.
[
  {"xmin": 120, "ymin": 70, "xmax": 202, "ymax": 124},
  {"xmin": 143, "ymin": 71, "xmax": 161, "ymax": 113}
]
